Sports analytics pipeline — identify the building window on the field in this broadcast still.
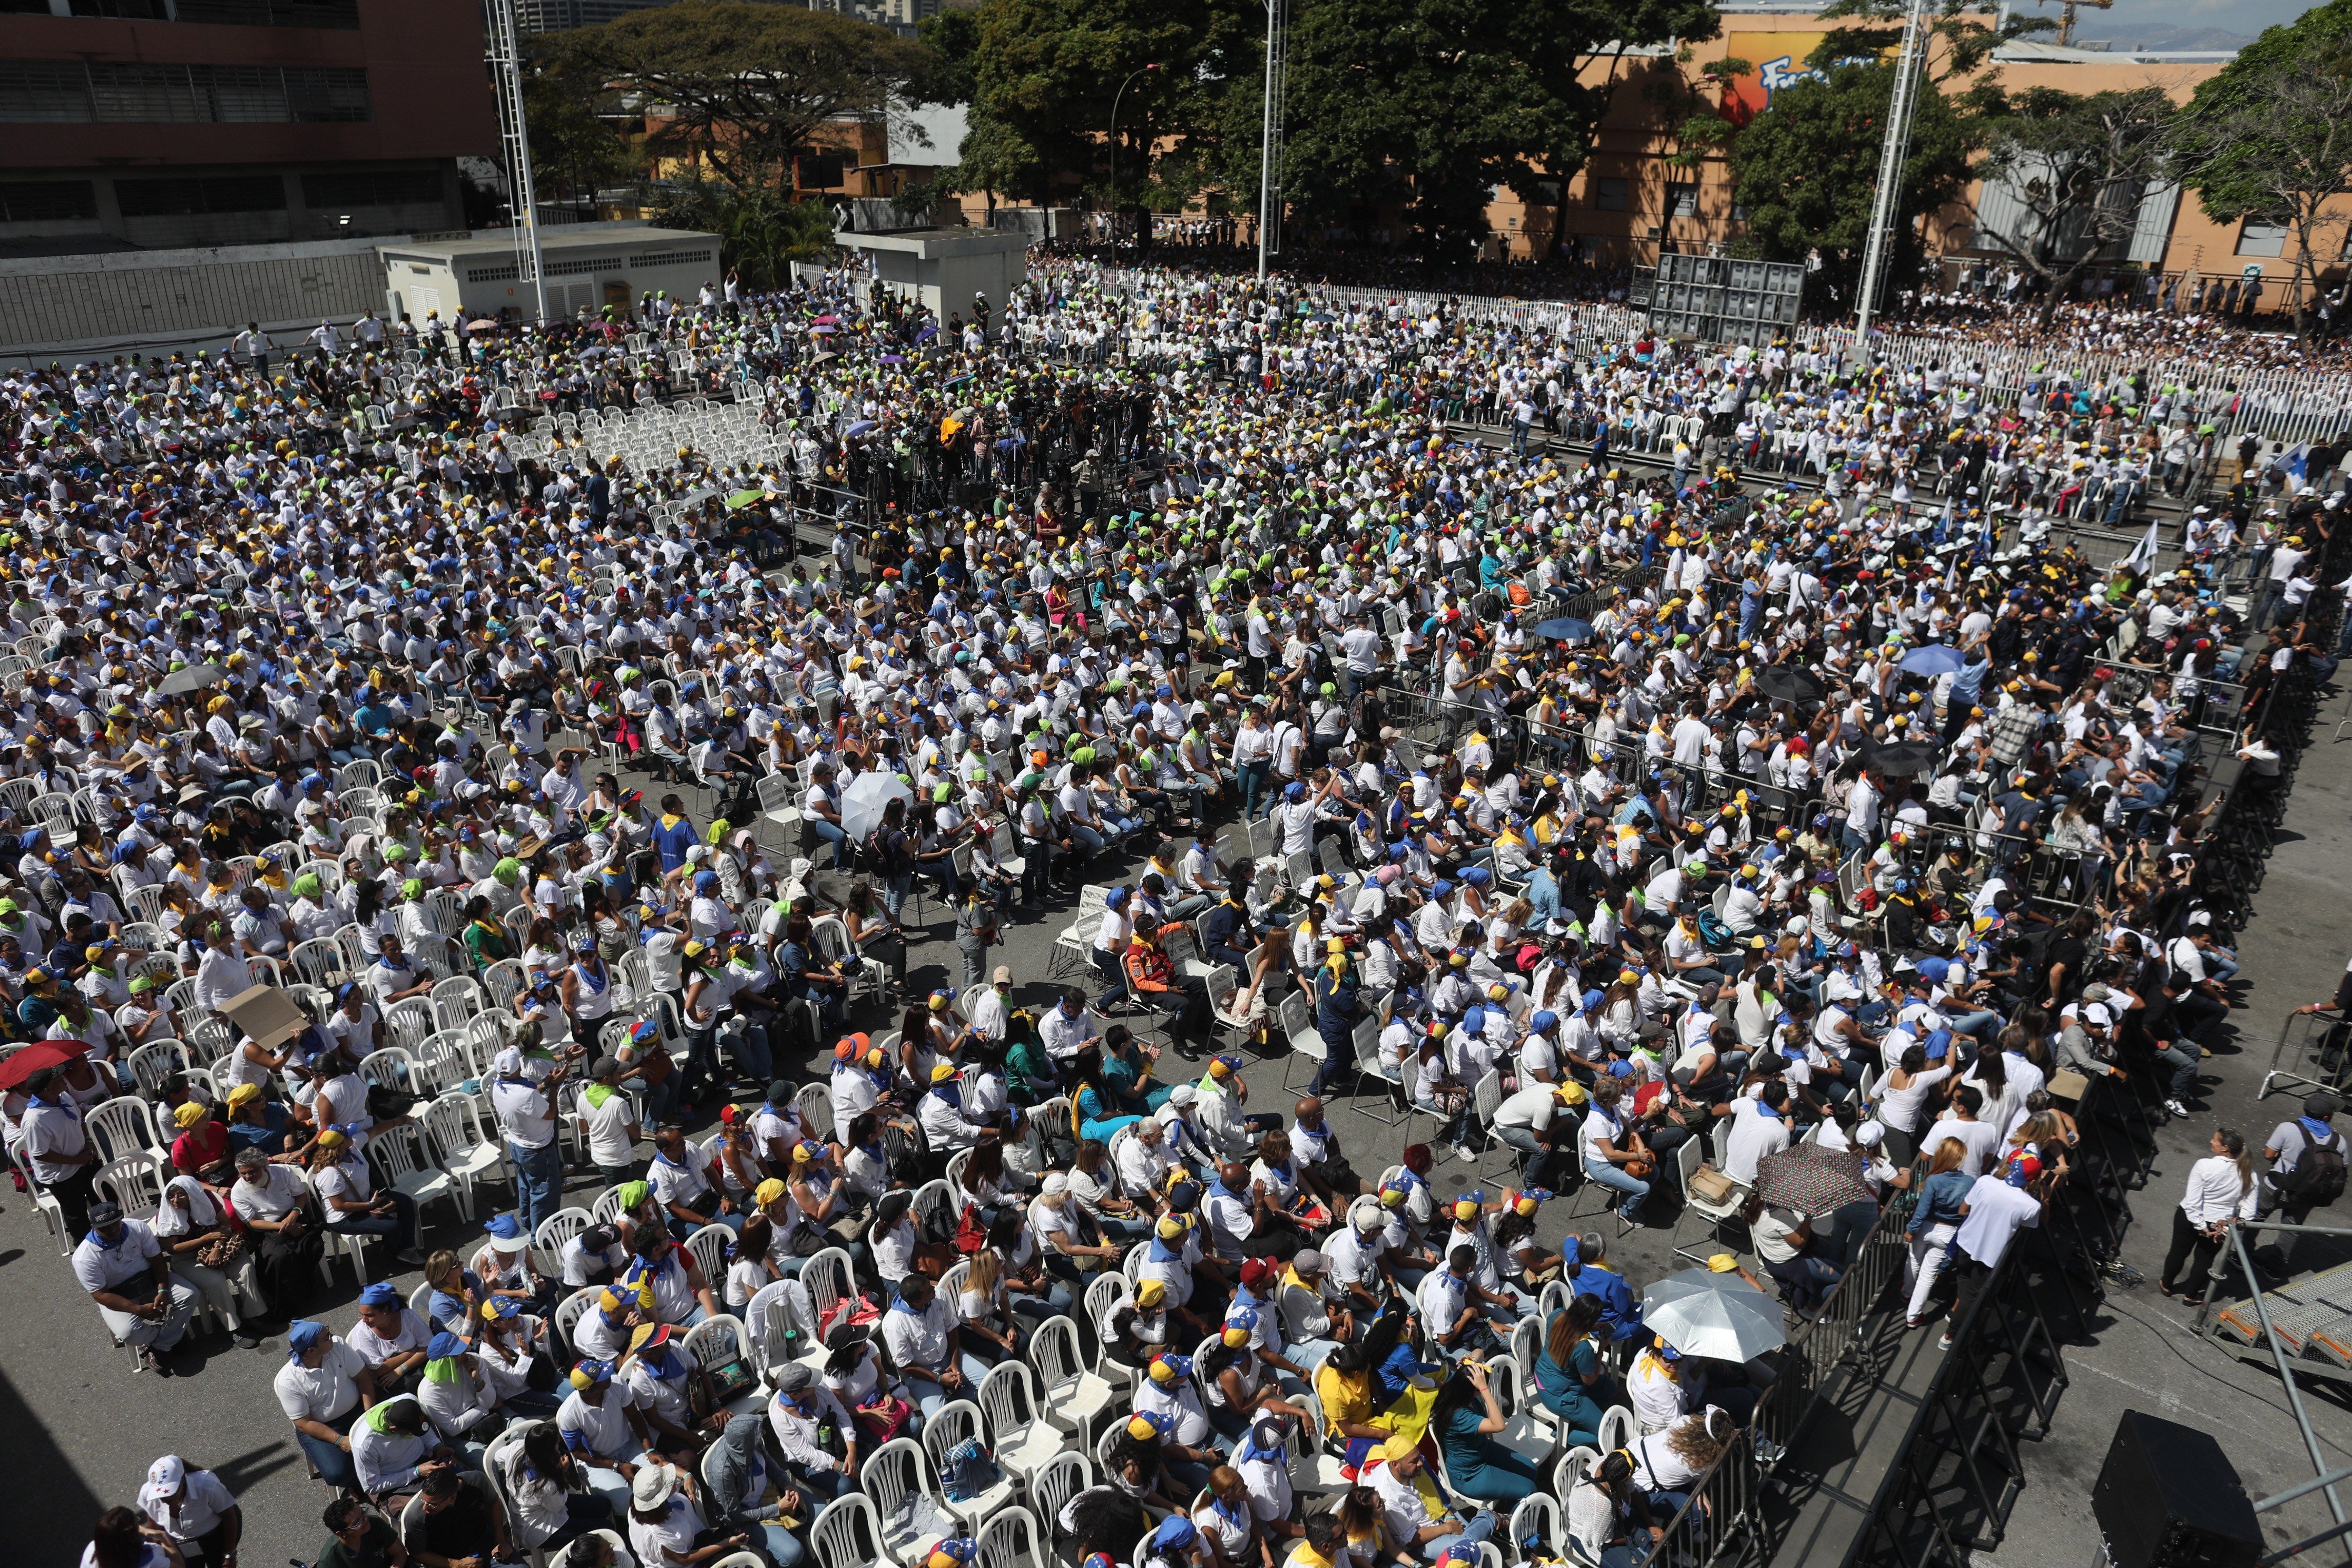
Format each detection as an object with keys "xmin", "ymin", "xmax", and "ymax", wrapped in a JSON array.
[
  {"xmin": 1665, "ymin": 183, "xmax": 1698, "ymax": 218},
  {"xmin": 1593, "ymin": 177, "xmax": 1629, "ymax": 212},
  {"xmin": 303, "ymin": 169, "xmax": 445, "ymax": 209},
  {"xmin": 115, "ymin": 174, "xmax": 288, "ymax": 217},
  {"xmin": 0, "ymin": 181, "xmax": 99, "ymax": 222},
  {"xmin": 168, "ymin": 0, "xmax": 362, "ymax": 24},
  {"xmin": 1731, "ymin": 200, "xmax": 1749, "ymax": 222},
  {"xmin": 0, "ymin": 61, "xmax": 370, "ymax": 123},
  {"xmin": 2236, "ymin": 220, "xmax": 2287, "ymax": 258}
]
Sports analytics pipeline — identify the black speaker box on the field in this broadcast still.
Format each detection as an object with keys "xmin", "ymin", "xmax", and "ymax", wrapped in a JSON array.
[{"xmin": 2092, "ymin": 1410, "xmax": 2262, "ymax": 1568}]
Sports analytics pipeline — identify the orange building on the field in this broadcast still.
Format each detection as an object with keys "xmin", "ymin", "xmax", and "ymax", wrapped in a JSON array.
[{"xmin": 1482, "ymin": 7, "xmax": 2343, "ymax": 311}]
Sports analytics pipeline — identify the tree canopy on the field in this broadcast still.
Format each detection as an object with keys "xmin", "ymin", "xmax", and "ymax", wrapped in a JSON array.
[
  {"xmin": 954, "ymin": 0, "xmax": 1261, "ymax": 212},
  {"xmin": 1971, "ymin": 85, "xmax": 2179, "ymax": 324},
  {"xmin": 1280, "ymin": 0, "xmax": 1718, "ymax": 259},
  {"xmin": 1725, "ymin": 60, "xmax": 1976, "ymax": 301},
  {"xmin": 545, "ymin": 0, "xmax": 935, "ymax": 186}
]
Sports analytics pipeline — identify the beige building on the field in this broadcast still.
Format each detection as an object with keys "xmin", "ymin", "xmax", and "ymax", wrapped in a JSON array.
[{"xmin": 1484, "ymin": 7, "xmax": 2336, "ymax": 309}]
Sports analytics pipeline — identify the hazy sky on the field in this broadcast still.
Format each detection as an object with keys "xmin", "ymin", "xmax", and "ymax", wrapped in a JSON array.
[{"xmin": 2007, "ymin": 0, "xmax": 2318, "ymax": 43}]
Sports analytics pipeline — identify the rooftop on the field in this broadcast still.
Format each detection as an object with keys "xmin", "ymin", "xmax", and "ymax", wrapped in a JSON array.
[{"xmin": 377, "ymin": 222, "xmax": 714, "ymax": 260}]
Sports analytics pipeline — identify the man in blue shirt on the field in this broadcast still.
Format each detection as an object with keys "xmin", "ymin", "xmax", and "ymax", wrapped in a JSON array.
[
  {"xmin": 646, "ymin": 793, "xmax": 699, "ymax": 876},
  {"xmin": 1566, "ymin": 1232, "xmax": 1645, "ymax": 1354}
]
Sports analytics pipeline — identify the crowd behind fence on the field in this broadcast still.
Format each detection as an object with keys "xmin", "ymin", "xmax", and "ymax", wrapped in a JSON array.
[{"xmin": 1093, "ymin": 266, "xmax": 2352, "ymax": 446}]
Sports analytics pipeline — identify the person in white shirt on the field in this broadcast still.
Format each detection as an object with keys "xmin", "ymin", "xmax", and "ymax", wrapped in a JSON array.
[
  {"xmin": 135, "ymin": 1454, "xmax": 241, "ymax": 1565},
  {"xmin": 555, "ymin": 1358, "xmax": 655, "ymax": 1515},
  {"xmin": 1942, "ymin": 1151, "xmax": 2047, "ymax": 1349},
  {"xmin": 1920, "ymin": 1085, "xmax": 2001, "ymax": 1178},
  {"xmin": 1722, "ymin": 1081, "xmax": 1792, "ymax": 1185},
  {"xmin": 275, "ymin": 1320, "xmax": 373, "ymax": 1490},
  {"xmin": 73, "ymin": 1200, "xmax": 199, "ymax": 1374},
  {"xmin": 877, "ymin": 1272, "xmax": 967, "ymax": 1416},
  {"xmin": 2160, "ymin": 1127, "xmax": 2260, "ymax": 1304},
  {"xmin": 575, "ymin": 1053, "xmax": 642, "ymax": 1185}
]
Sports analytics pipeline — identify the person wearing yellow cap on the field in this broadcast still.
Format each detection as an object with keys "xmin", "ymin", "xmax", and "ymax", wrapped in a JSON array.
[
  {"xmin": 308, "ymin": 1121, "xmax": 426, "ymax": 1266},
  {"xmin": 1103, "ymin": 1276, "xmax": 1172, "ymax": 1370},
  {"xmin": 1363, "ymin": 1428, "xmax": 1481, "ymax": 1556},
  {"xmin": 554, "ymin": 1356, "xmax": 656, "ymax": 1516},
  {"xmin": 166, "ymin": 1096, "xmax": 231, "ymax": 1180}
]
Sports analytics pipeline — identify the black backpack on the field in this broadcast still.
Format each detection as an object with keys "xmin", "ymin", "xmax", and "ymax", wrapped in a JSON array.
[{"xmin": 2292, "ymin": 1133, "xmax": 2349, "ymax": 1207}]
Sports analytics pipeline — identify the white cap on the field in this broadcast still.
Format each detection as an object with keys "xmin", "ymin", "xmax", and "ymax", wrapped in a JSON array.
[
  {"xmin": 1041, "ymin": 1172, "xmax": 1070, "ymax": 1196},
  {"xmin": 147, "ymin": 1455, "xmax": 185, "ymax": 1492}
]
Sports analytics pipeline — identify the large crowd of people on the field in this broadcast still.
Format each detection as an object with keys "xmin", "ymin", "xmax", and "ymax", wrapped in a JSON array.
[{"xmin": 15, "ymin": 246, "xmax": 2344, "ymax": 1568}]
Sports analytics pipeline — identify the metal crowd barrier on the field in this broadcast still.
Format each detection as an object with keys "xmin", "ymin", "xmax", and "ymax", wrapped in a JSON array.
[
  {"xmin": 1842, "ymin": 1239, "xmax": 2071, "ymax": 1565},
  {"xmin": 1647, "ymin": 1174, "xmax": 1923, "ymax": 1567}
]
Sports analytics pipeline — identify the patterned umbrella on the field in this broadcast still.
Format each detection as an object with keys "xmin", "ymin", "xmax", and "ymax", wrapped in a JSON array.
[{"xmin": 1753, "ymin": 1142, "xmax": 1875, "ymax": 1212}]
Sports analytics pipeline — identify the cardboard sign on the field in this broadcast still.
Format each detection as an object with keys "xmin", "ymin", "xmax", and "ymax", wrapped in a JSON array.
[{"xmin": 219, "ymin": 984, "xmax": 311, "ymax": 1052}]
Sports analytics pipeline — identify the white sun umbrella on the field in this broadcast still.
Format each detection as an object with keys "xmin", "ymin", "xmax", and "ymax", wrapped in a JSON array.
[
  {"xmin": 838, "ymin": 770, "xmax": 914, "ymax": 842},
  {"xmin": 1640, "ymin": 1266, "xmax": 1787, "ymax": 1363}
]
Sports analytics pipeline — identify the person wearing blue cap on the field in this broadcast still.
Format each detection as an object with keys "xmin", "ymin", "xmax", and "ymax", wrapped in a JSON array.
[
  {"xmin": 418, "ymin": 1329, "xmax": 505, "ymax": 1459},
  {"xmin": 276, "ymin": 1318, "xmax": 372, "ymax": 1489}
]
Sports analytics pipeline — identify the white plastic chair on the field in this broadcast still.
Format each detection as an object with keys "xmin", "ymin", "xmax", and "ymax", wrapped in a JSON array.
[
  {"xmin": 810, "ymin": 1490, "xmax": 888, "ymax": 1568},
  {"xmin": 975, "ymin": 1361, "xmax": 1071, "ymax": 1485},
  {"xmin": 858, "ymin": 1437, "xmax": 948, "ymax": 1566},
  {"xmin": 922, "ymin": 1400, "xmax": 1017, "ymax": 1530},
  {"xmin": 1028, "ymin": 1314, "xmax": 1119, "ymax": 1434}
]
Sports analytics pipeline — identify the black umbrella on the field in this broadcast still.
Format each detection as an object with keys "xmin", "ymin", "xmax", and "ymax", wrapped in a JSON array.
[
  {"xmin": 1755, "ymin": 665, "xmax": 1825, "ymax": 707},
  {"xmin": 1870, "ymin": 739, "xmax": 1941, "ymax": 776},
  {"xmin": 159, "ymin": 661, "xmax": 227, "ymax": 696}
]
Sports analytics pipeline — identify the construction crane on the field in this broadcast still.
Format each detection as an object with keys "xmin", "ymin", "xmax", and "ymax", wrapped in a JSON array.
[{"xmin": 2052, "ymin": 0, "xmax": 2112, "ymax": 48}]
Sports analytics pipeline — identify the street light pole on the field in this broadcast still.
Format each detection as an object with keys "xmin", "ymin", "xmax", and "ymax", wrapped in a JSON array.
[{"xmin": 1108, "ymin": 63, "xmax": 1159, "ymax": 247}]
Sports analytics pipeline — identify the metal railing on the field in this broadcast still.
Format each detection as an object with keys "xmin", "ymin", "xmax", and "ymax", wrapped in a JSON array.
[
  {"xmin": 1646, "ymin": 1173, "xmax": 1923, "ymax": 1567},
  {"xmin": 1843, "ymin": 1238, "xmax": 2072, "ymax": 1566}
]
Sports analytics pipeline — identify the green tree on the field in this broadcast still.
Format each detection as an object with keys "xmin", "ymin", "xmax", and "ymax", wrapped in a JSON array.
[
  {"xmin": 522, "ymin": 56, "xmax": 638, "ymax": 209},
  {"xmin": 1810, "ymin": 0, "xmax": 2045, "ymax": 86},
  {"xmin": 1279, "ymin": 0, "xmax": 1719, "ymax": 260},
  {"xmin": 958, "ymin": 0, "xmax": 1261, "ymax": 219},
  {"xmin": 1973, "ymin": 86, "xmax": 2180, "ymax": 326},
  {"xmin": 1725, "ymin": 60, "xmax": 1977, "ymax": 306},
  {"xmin": 2181, "ymin": 3, "xmax": 2352, "ymax": 335},
  {"xmin": 547, "ymin": 0, "xmax": 934, "ymax": 187},
  {"xmin": 915, "ymin": 6, "xmax": 983, "ymax": 106},
  {"xmin": 652, "ymin": 180, "xmax": 836, "ymax": 290}
]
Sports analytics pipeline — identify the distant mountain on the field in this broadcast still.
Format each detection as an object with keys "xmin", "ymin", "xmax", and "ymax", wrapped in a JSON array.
[{"xmin": 2065, "ymin": 21, "xmax": 2251, "ymax": 50}]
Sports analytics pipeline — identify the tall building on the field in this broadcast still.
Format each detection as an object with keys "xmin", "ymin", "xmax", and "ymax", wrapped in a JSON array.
[
  {"xmin": 0, "ymin": 0, "xmax": 499, "ymax": 255},
  {"xmin": 513, "ymin": 0, "xmax": 677, "ymax": 34}
]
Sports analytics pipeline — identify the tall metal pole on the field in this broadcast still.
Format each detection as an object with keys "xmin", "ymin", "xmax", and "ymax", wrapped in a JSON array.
[
  {"xmin": 486, "ymin": 0, "xmax": 547, "ymax": 322},
  {"xmin": 1850, "ymin": 0, "xmax": 1930, "ymax": 367},
  {"xmin": 1257, "ymin": 0, "xmax": 1287, "ymax": 279}
]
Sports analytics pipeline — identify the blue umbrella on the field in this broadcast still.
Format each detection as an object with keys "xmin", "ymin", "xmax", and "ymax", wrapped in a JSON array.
[
  {"xmin": 1533, "ymin": 616, "xmax": 1594, "ymax": 643},
  {"xmin": 1898, "ymin": 644, "xmax": 1965, "ymax": 678}
]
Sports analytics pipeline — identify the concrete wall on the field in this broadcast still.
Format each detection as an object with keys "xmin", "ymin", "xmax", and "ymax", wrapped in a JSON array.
[{"xmin": 0, "ymin": 234, "xmax": 393, "ymax": 357}]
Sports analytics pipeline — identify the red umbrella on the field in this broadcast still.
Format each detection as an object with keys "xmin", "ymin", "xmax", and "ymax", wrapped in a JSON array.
[{"xmin": 0, "ymin": 1038, "xmax": 93, "ymax": 1090}]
